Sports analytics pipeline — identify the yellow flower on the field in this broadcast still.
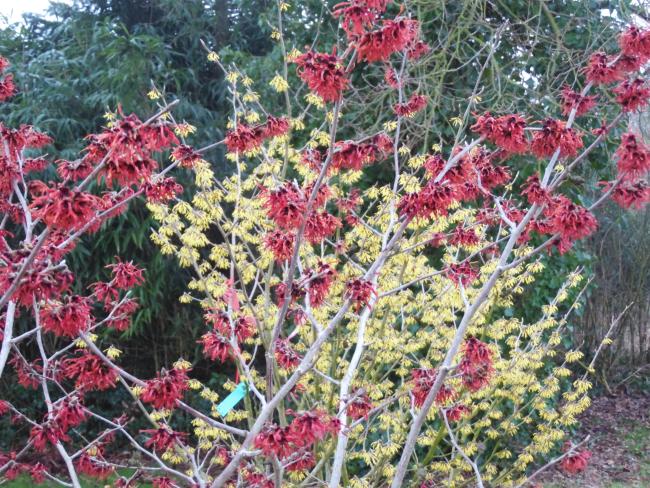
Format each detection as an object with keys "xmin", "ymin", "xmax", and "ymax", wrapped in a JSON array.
[
  {"xmin": 174, "ymin": 123, "xmax": 197, "ymax": 138},
  {"xmin": 173, "ymin": 358, "xmax": 192, "ymax": 370},
  {"xmin": 270, "ymin": 74, "xmax": 289, "ymax": 92},
  {"xmin": 286, "ymin": 48, "xmax": 302, "ymax": 62},
  {"xmin": 207, "ymin": 51, "xmax": 220, "ymax": 62},
  {"xmin": 105, "ymin": 346, "xmax": 122, "ymax": 359},
  {"xmin": 147, "ymin": 89, "xmax": 161, "ymax": 100}
]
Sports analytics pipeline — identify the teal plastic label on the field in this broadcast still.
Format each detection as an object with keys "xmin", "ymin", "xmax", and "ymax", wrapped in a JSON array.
[{"xmin": 216, "ymin": 382, "xmax": 248, "ymax": 417}]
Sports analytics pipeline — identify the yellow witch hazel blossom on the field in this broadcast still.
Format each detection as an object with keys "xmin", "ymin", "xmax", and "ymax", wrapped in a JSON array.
[{"xmin": 117, "ymin": 2, "xmax": 647, "ymax": 488}]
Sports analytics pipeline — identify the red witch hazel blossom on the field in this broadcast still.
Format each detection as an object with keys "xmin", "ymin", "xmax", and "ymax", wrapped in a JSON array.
[
  {"xmin": 0, "ymin": 4, "xmax": 649, "ymax": 486},
  {"xmin": 40, "ymin": 295, "xmax": 93, "ymax": 338},
  {"xmin": 559, "ymin": 443, "xmax": 592, "ymax": 475},
  {"xmin": 140, "ymin": 367, "xmax": 190, "ymax": 410},
  {"xmin": 560, "ymin": 86, "xmax": 597, "ymax": 117},
  {"xmin": 295, "ymin": 50, "xmax": 349, "ymax": 102},
  {"xmin": 458, "ymin": 337, "xmax": 494, "ymax": 392}
]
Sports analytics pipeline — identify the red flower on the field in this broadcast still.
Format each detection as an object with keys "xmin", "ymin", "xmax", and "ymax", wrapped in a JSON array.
[
  {"xmin": 560, "ymin": 443, "xmax": 592, "ymax": 475},
  {"xmin": 285, "ymin": 450, "xmax": 316, "ymax": 472},
  {"xmin": 614, "ymin": 54, "xmax": 644, "ymax": 74},
  {"xmin": 275, "ymin": 339, "xmax": 301, "ymax": 370},
  {"xmin": 450, "ymin": 226, "xmax": 479, "ymax": 247},
  {"xmin": 398, "ymin": 180, "xmax": 458, "ymax": 220},
  {"xmin": 57, "ymin": 159, "xmax": 94, "ymax": 181},
  {"xmin": 458, "ymin": 337, "xmax": 493, "ymax": 392},
  {"xmin": 264, "ymin": 229, "xmax": 295, "ymax": 262},
  {"xmin": 75, "ymin": 452, "xmax": 113, "ymax": 479},
  {"xmin": 295, "ymin": 50, "xmax": 349, "ymax": 102},
  {"xmin": 345, "ymin": 278, "xmax": 375, "ymax": 311},
  {"xmin": 464, "ymin": 147, "xmax": 511, "ymax": 193},
  {"xmin": 385, "ymin": 67, "xmax": 400, "ymax": 88},
  {"xmin": 53, "ymin": 396, "xmax": 87, "ymax": 430},
  {"xmin": 205, "ymin": 310, "xmax": 254, "ymax": 343},
  {"xmin": 446, "ymin": 404, "xmax": 471, "ymax": 422},
  {"xmin": 333, "ymin": 0, "xmax": 389, "ymax": 38},
  {"xmin": 199, "ymin": 331, "xmax": 230, "ymax": 363},
  {"xmin": 29, "ymin": 463, "xmax": 47, "ymax": 483},
  {"xmin": 615, "ymin": 133, "xmax": 650, "ymax": 180},
  {"xmin": 106, "ymin": 298, "xmax": 139, "ymax": 331},
  {"xmin": 301, "ymin": 148, "xmax": 324, "ymax": 171},
  {"xmin": 142, "ymin": 426, "xmax": 187, "ymax": 452},
  {"xmin": 262, "ymin": 183, "xmax": 307, "ymax": 229},
  {"xmin": 145, "ymin": 177, "xmax": 183, "ymax": 203},
  {"xmin": 337, "ymin": 188, "xmax": 362, "ymax": 226},
  {"xmin": 254, "ymin": 423, "xmax": 293, "ymax": 458},
  {"xmin": 530, "ymin": 119, "xmax": 583, "ymax": 159},
  {"xmin": 521, "ymin": 173, "xmax": 550, "ymax": 205},
  {"xmin": 585, "ymin": 52, "xmax": 622, "ymax": 85},
  {"xmin": 263, "ymin": 116, "xmax": 291, "ymax": 138},
  {"xmin": 107, "ymin": 258, "xmax": 144, "ymax": 290},
  {"xmin": 358, "ymin": 18, "xmax": 420, "ymax": 63},
  {"xmin": 306, "ymin": 262, "xmax": 336, "ymax": 307},
  {"xmin": 471, "ymin": 113, "xmax": 528, "ymax": 154},
  {"xmin": 41, "ymin": 295, "xmax": 92, "ymax": 338},
  {"xmin": 445, "ymin": 262, "xmax": 479, "ymax": 287},
  {"xmin": 170, "ymin": 144, "xmax": 201, "ymax": 168},
  {"xmin": 141, "ymin": 368, "xmax": 189, "ymax": 410},
  {"xmin": 0, "ymin": 251, "xmax": 74, "ymax": 306},
  {"xmin": 546, "ymin": 196, "xmax": 597, "ymax": 251},
  {"xmin": 274, "ymin": 281, "xmax": 306, "ymax": 308},
  {"xmin": 287, "ymin": 410, "xmax": 333, "ymax": 447},
  {"xmin": 10, "ymin": 356, "xmax": 41, "ymax": 389},
  {"xmin": 84, "ymin": 114, "xmax": 177, "ymax": 187},
  {"xmin": 224, "ymin": 124, "xmax": 264, "ymax": 153},
  {"xmin": 30, "ymin": 422, "xmax": 70, "ymax": 451},
  {"xmin": 394, "ymin": 94, "xmax": 428, "ymax": 117},
  {"xmin": 152, "ymin": 478, "xmax": 175, "ymax": 488},
  {"xmin": 63, "ymin": 351, "xmax": 118, "ymax": 391},
  {"xmin": 411, "ymin": 368, "xmax": 457, "ymax": 407},
  {"xmin": 603, "ymin": 179, "xmax": 650, "ymax": 210},
  {"xmin": 347, "ymin": 392, "xmax": 373, "ymax": 420},
  {"xmin": 332, "ymin": 140, "xmax": 377, "ymax": 171},
  {"xmin": 613, "ymin": 78, "xmax": 650, "ymax": 112},
  {"xmin": 0, "ymin": 73, "xmax": 15, "ymax": 102},
  {"xmin": 30, "ymin": 182, "xmax": 100, "ymax": 231},
  {"xmin": 619, "ymin": 26, "xmax": 650, "ymax": 60},
  {"xmin": 374, "ymin": 132, "xmax": 393, "ymax": 154},
  {"xmin": 244, "ymin": 471, "xmax": 275, "ymax": 488},
  {"xmin": 304, "ymin": 211, "xmax": 341, "ymax": 244},
  {"xmin": 407, "ymin": 40, "xmax": 430, "ymax": 60}
]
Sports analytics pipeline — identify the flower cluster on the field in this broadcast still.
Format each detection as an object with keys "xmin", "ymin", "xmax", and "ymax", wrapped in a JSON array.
[
  {"xmin": 393, "ymin": 94, "xmax": 428, "ymax": 117},
  {"xmin": 358, "ymin": 18, "xmax": 420, "ymax": 63},
  {"xmin": 458, "ymin": 337, "xmax": 493, "ymax": 392},
  {"xmin": 40, "ymin": 295, "xmax": 92, "ymax": 338},
  {"xmin": 471, "ymin": 113, "xmax": 528, "ymax": 154},
  {"xmin": 0, "ymin": 57, "xmax": 15, "ymax": 102},
  {"xmin": 255, "ymin": 410, "xmax": 339, "ymax": 471},
  {"xmin": 530, "ymin": 119, "xmax": 584, "ymax": 159},
  {"xmin": 560, "ymin": 443, "xmax": 592, "ymax": 475},
  {"xmin": 295, "ymin": 50, "xmax": 349, "ymax": 102},
  {"xmin": 224, "ymin": 116, "xmax": 290, "ymax": 153},
  {"xmin": 140, "ymin": 368, "xmax": 189, "ymax": 410},
  {"xmin": 83, "ymin": 112, "xmax": 178, "ymax": 187}
]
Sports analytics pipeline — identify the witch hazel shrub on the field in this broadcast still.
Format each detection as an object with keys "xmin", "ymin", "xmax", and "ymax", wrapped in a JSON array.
[{"xmin": 2, "ymin": 2, "xmax": 649, "ymax": 487}]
